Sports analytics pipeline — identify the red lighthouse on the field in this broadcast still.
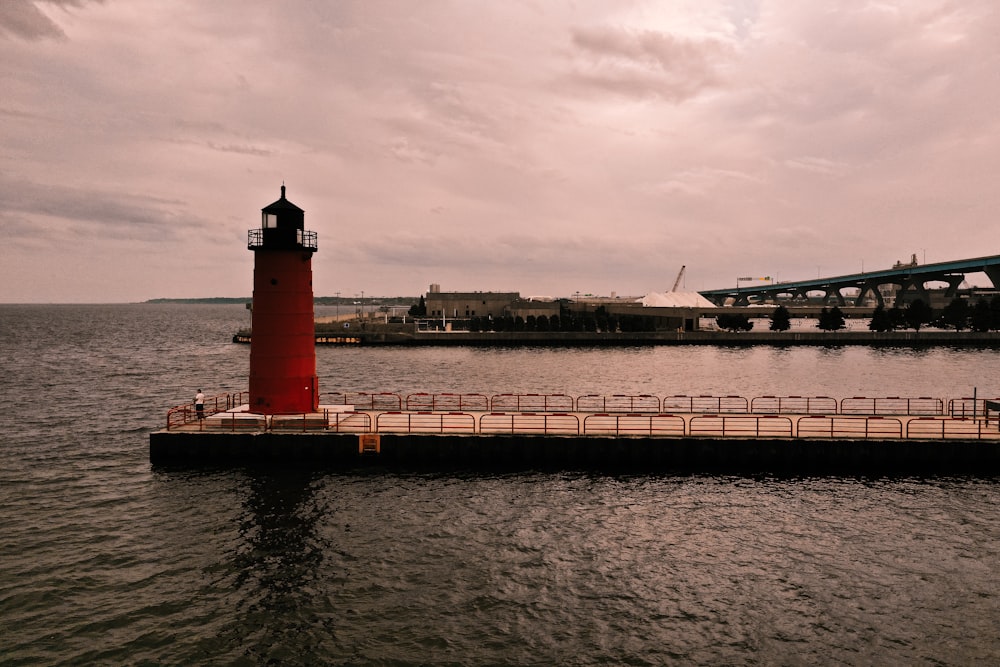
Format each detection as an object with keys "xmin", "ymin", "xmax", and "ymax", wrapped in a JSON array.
[{"xmin": 248, "ymin": 185, "xmax": 318, "ymax": 414}]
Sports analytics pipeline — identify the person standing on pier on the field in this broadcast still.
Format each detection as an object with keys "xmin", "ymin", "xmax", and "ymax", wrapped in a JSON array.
[{"xmin": 194, "ymin": 389, "xmax": 205, "ymax": 419}]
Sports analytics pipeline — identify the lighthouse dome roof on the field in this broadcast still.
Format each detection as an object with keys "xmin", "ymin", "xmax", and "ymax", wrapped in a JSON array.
[{"xmin": 262, "ymin": 184, "xmax": 304, "ymax": 214}]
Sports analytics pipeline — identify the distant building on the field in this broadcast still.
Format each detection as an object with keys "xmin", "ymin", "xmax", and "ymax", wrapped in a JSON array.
[
  {"xmin": 508, "ymin": 298, "xmax": 561, "ymax": 320},
  {"xmin": 421, "ymin": 284, "xmax": 718, "ymax": 331},
  {"xmin": 424, "ymin": 286, "xmax": 520, "ymax": 319}
]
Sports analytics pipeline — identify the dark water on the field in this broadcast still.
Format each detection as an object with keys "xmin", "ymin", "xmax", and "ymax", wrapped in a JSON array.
[{"xmin": 2, "ymin": 304, "xmax": 999, "ymax": 665}]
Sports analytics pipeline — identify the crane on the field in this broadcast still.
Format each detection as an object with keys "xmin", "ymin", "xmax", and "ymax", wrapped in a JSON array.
[{"xmin": 671, "ymin": 265, "xmax": 686, "ymax": 292}]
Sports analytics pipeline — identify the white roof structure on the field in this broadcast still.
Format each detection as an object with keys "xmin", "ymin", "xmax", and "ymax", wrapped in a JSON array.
[{"xmin": 639, "ymin": 291, "xmax": 717, "ymax": 308}]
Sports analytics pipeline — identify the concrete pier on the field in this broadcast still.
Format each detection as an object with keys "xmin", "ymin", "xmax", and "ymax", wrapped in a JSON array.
[{"xmin": 152, "ymin": 391, "xmax": 1000, "ymax": 474}]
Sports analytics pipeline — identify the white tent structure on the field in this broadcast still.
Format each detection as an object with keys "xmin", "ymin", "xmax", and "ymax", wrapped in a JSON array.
[{"xmin": 639, "ymin": 291, "xmax": 717, "ymax": 308}]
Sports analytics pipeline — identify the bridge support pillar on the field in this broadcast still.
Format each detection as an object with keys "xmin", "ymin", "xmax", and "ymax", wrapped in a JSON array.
[
  {"xmin": 856, "ymin": 281, "xmax": 884, "ymax": 307},
  {"xmin": 943, "ymin": 275, "xmax": 964, "ymax": 298},
  {"xmin": 824, "ymin": 287, "xmax": 847, "ymax": 306},
  {"xmin": 984, "ymin": 266, "xmax": 1000, "ymax": 290},
  {"xmin": 896, "ymin": 277, "xmax": 930, "ymax": 305}
]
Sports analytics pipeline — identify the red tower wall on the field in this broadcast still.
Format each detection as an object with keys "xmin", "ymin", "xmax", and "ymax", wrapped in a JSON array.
[{"xmin": 249, "ymin": 250, "xmax": 318, "ymax": 414}]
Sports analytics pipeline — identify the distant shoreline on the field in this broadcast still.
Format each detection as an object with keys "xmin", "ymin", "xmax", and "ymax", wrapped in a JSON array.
[{"xmin": 145, "ymin": 298, "xmax": 251, "ymax": 304}]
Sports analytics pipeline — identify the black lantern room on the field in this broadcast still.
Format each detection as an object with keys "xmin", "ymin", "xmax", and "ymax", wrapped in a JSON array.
[{"xmin": 248, "ymin": 185, "xmax": 317, "ymax": 252}]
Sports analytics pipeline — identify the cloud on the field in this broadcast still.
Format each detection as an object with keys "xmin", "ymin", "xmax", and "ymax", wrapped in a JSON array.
[
  {"xmin": 0, "ymin": 174, "xmax": 212, "ymax": 249},
  {"xmin": 784, "ymin": 157, "xmax": 851, "ymax": 177},
  {"xmin": 0, "ymin": 0, "xmax": 101, "ymax": 40},
  {"xmin": 635, "ymin": 167, "xmax": 764, "ymax": 198},
  {"xmin": 204, "ymin": 142, "xmax": 273, "ymax": 157},
  {"xmin": 566, "ymin": 25, "xmax": 732, "ymax": 101}
]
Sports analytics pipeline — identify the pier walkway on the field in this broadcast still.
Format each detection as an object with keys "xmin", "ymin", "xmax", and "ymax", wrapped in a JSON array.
[
  {"xmin": 160, "ymin": 390, "xmax": 1000, "ymax": 442},
  {"xmin": 165, "ymin": 403, "xmax": 1000, "ymax": 441}
]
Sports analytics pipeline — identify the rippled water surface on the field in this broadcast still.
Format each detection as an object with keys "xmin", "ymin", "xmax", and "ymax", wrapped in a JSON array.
[{"xmin": 2, "ymin": 304, "xmax": 1000, "ymax": 665}]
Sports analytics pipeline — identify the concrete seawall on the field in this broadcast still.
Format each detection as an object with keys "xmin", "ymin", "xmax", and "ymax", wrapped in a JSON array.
[
  {"xmin": 235, "ymin": 329, "xmax": 1000, "ymax": 347},
  {"xmin": 149, "ymin": 431, "xmax": 1000, "ymax": 475}
]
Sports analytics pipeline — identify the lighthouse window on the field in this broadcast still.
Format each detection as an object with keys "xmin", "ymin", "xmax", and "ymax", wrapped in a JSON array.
[{"xmin": 263, "ymin": 213, "xmax": 277, "ymax": 228}]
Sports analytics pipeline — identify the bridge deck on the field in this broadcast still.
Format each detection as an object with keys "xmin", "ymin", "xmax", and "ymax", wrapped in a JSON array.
[{"xmin": 699, "ymin": 253, "xmax": 1000, "ymax": 305}]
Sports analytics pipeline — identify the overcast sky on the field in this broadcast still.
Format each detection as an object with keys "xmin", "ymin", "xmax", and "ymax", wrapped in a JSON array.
[{"xmin": 2, "ymin": 0, "xmax": 999, "ymax": 302}]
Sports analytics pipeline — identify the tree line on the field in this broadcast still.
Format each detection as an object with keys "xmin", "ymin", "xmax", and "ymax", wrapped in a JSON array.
[
  {"xmin": 465, "ymin": 308, "xmax": 660, "ymax": 333},
  {"xmin": 715, "ymin": 296, "xmax": 1000, "ymax": 332}
]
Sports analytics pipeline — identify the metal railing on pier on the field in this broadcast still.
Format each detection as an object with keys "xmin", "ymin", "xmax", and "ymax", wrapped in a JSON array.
[
  {"xmin": 166, "ymin": 391, "xmax": 249, "ymax": 430},
  {"xmin": 490, "ymin": 393, "xmax": 575, "ymax": 412},
  {"xmin": 326, "ymin": 391, "xmax": 402, "ymax": 410},
  {"xmin": 689, "ymin": 415, "xmax": 794, "ymax": 438},
  {"xmin": 840, "ymin": 396, "xmax": 944, "ymax": 416},
  {"xmin": 582, "ymin": 413, "xmax": 686, "ymax": 437},
  {"xmin": 376, "ymin": 411, "xmax": 477, "ymax": 434},
  {"xmin": 796, "ymin": 415, "xmax": 904, "ymax": 439},
  {"xmin": 313, "ymin": 391, "xmax": 1000, "ymax": 417},
  {"xmin": 750, "ymin": 395, "xmax": 837, "ymax": 414},
  {"xmin": 480, "ymin": 412, "xmax": 581, "ymax": 435},
  {"xmin": 577, "ymin": 394, "xmax": 661, "ymax": 413},
  {"xmin": 905, "ymin": 416, "xmax": 997, "ymax": 439},
  {"xmin": 163, "ymin": 390, "xmax": 1000, "ymax": 440},
  {"xmin": 663, "ymin": 395, "xmax": 749, "ymax": 413},
  {"xmin": 405, "ymin": 392, "xmax": 490, "ymax": 412}
]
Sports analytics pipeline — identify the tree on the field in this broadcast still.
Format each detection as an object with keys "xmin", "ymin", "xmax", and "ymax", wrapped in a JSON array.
[
  {"xmin": 408, "ymin": 295, "xmax": 427, "ymax": 317},
  {"xmin": 769, "ymin": 305, "xmax": 791, "ymax": 332},
  {"xmin": 903, "ymin": 298, "xmax": 933, "ymax": 331},
  {"xmin": 408, "ymin": 294, "xmax": 427, "ymax": 317},
  {"xmin": 937, "ymin": 297, "xmax": 971, "ymax": 331},
  {"xmin": 869, "ymin": 304, "xmax": 894, "ymax": 332},
  {"xmin": 991, "ymin": 295, "xmax": 1000, "ymax": 330},
  {"xmin": 888, "ymin": 306, "xmax": 907, "ymax": 330},
  {"xmin": 716, "ymin": 313, "xmax": 754, "ymax": 332},
  {"xmin": 971, "ymin": 298, "xmax": 993, "ymax": 332},
  {"xmin": 817, "ymin": 306, "xmax": 846, "ymax": 331},
  {"xmin": 832, "ymin": 306, "xmax": 847, "ymax": 330}
]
